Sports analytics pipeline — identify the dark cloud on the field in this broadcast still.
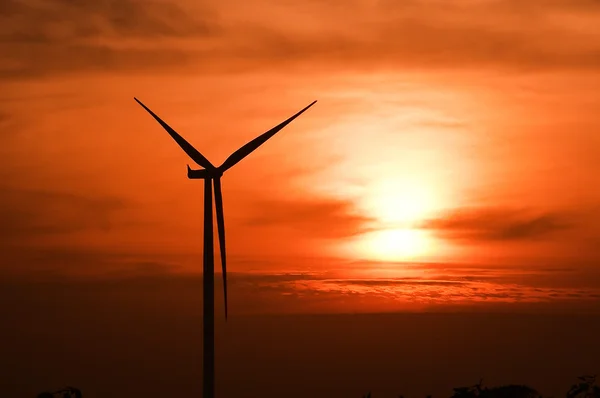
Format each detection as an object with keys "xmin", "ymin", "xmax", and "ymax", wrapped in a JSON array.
[
  {"xmin": 0, "ymin": 44, "xmax": 195, "ymax": 79},
  {"xmin": 243, "ymin": 196, "xmax": 375, "ymax": 239},
  {"xmin": 421, "ymin": 207, "xmax": 574, "ymax": 242},
  {"xmin": 3, "ymin": 0, "xmax": 600, "ymax": 79},
  {"xmin": 0, "ymin": 245, "xmax": 185, "ymax": 281},
  {"xmin": 0, "ymin": 0, "xmax": 216, "ymax": 78},
  {"xmin": 0, "ymin": 247, "xmax": 126, "ymax": 280},
  {"xmin": 2, "ymin": 251, "xmax": 600, "ymax": 313},
  {"xmin": 0, "ymin": 186, "xmax": 129, "ymax": 241},
  {"xmin": 213, "ymin": 0, "xmax": 600, "ymax": 73},
  {"xmin": 0, "ymin": 0, "xmax": 215, "ymax": 43},
  {"xmin": 0, "ymin": 111, "xmax": 9, "ymax": 125}
]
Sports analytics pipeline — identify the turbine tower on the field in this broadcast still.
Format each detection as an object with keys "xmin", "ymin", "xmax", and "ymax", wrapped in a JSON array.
[{"xmin": 134, "ymin": 97, "xmax": 317, "ymax": 398}]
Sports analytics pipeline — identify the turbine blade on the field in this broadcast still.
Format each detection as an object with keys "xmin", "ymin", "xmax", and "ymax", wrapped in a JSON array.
[
  {"xmin": 218, "ymin": 100, "xmax": 317, "ymax": 172},
  {"xmin": 134, "ymin": 97, "xmax": 215, "ymax": 170},
  {"xmin": 213, "ymin": 177, "xmax": 228, "ymax": 320}
]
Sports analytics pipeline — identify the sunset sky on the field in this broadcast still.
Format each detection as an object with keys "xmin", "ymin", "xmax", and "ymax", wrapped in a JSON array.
[{"xmin": 2, "ymin": 0, "xmax": 600, "ymax": 314}]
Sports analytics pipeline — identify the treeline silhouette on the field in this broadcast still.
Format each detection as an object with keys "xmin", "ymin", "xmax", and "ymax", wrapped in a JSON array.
[
  {"xmin": 37, "ymin": 375, "xmax": 598, "ymax": 398},
  {"xmin": 36, "ymin": 386, "xmax": 81, "ymax": 398},
  {"xmin": 362, "ymin": 375, "xmax": 599, "ymax": 398}
]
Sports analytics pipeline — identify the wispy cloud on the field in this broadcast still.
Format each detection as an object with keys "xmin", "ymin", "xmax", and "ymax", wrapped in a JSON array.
[
  {"xmin": 0, "ymin": 0, "xmax": 216, "ymax": 78},
  {"xmin": 0, "ymin": 245, "xmax": 187, "ymax": 281},
  {"xmin": 0, "ymin": 111, "xmax": 10, "ymax": 130},
  {"xmin": 235, "ymin": 269, "xmax": 600, "ymax": 312},
  {"xmin": 251, "ymin": 0, "xmax": 600, "ymax": 71},
  {"xmin": 243, "ymin": 196, "xmax": 375, "ymax": 239},
  {"xmin": 1, "ymin": 0, "xmax": 215, "ymax": 43},
  {"xmin": 2, "ymin": 248, "xmax": 599, "ymax": 313},
  {"xmin": 0, "ymin": 186, "xmax": 129, "ymax": 241},
  {"xmin": 420, "ymin": 206, "xmax": 574, "ymax": 242},
  {"xmin": 3, "ymin": 0, "xmax": 600, "ymax": 79}
]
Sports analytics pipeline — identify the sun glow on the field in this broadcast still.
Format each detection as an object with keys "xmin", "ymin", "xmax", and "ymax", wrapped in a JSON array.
[
  {"xmin": 365, "ymin": 177, "xmax": 439, "ymax": 226},
  {"xmin": 360, "ymin": 228, "xmax": 432, "ymax": 261},
  {"xmin": 342, "ymin": 175, "xmax": 446, "ymax": 261}
]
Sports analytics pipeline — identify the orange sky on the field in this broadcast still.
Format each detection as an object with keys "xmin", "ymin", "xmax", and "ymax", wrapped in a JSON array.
[{"xmin": 1, "ymin": 0, "xmax": 600, "ymax": 312}]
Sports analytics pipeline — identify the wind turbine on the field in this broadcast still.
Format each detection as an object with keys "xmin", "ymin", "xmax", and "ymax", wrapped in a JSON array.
[{"xmin": 134, "ymin": 97, "xmax": 317, "ymax": 398}]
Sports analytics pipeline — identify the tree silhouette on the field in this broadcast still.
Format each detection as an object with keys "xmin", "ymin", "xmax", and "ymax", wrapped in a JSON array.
[
  {"xmin": 37, "ymin": 387, "xmax": 82, "ymax": 398},
  {"xmin": 567, "ymin": 375, "xmax": 600, "ymax": 398}
]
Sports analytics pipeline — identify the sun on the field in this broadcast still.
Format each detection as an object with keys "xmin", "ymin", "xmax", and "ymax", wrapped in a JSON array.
[
  {"xmin": 337, "ymin": 227, "xmax": 434, "ymax": 262},
  {"xmin": 359, "ymin": 228, "xmax": 432, "ymax": 261},
  {"xmin": 365, "ymin": 176, "xmax": 438, "ymax": 226},
  {"xmin": 338, "ymin": 175, "xmax": 444, "ymax": 261}
]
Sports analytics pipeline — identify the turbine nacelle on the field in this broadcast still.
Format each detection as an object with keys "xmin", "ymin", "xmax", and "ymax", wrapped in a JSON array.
[{"xmin": 187, "ymin": 165, "xmax": 223, "ymax": 179}]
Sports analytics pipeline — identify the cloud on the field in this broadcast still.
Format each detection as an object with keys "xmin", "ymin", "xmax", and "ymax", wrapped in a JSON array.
[
  {"xmin": 0, "ymin": 0, "xmax": 216, "ymax": 78},
  {"xmin": 0, "ymin": 0, "xmax": 215, "ymax": 43},
  {"xmin": 0, "ymin": 111, "xmax": 9, "ymax": 126},
  {"xmin": 0, "ymin": 244, "xmax": 186, "ymax": 281},
  {"xmin": 211, "ymin": 0, "xmax": 600, "ymax": 72},
  {"xmin": 324, "ymin": 278, "xmax": 466, "ymax": 287},
  {"xmin": 2, "ymin": 252, "xmax": 600, "ymax": 313},
  {"xmin": 242, "ymin": 196, "xmax": 375, "ymax": 239},
  {"xmin": 0, "ymin": 247, "xmax": 126, "ymax": 279},
  {"xmin": 0, "ymin": 45, "xmax": 196, "ymax": 79},
  {"xmin": 231, "ymin": 271, "xmax": 600, "ymax": 311},
  {"xmin": 420, "ymin": 206, "xmax": 573, "ymax": 242},
  {"xmin": 3, "ymin": 0, "xmax": 600, "ymax": 79},
  {"xmin": 0, "ymin": 186, "xmax": 129, "ymax": 242}
]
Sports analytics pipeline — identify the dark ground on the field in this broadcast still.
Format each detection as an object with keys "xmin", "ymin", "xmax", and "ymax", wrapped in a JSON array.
[{"xmin": 2, "ymin": 277, "xmax": 599, "ymax": 398}]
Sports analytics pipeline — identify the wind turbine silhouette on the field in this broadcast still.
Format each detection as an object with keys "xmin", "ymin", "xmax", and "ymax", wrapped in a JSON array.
[{"xmin": 134, "ymin": 97, "xmax": 317, "ymax": 398}]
